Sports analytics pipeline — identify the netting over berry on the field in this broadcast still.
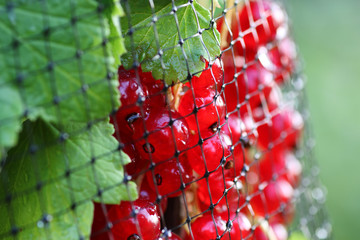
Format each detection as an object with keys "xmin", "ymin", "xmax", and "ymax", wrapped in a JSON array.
[{"xmin": 0, "ymin": 0, "xmax": 332, "ymax": 240}]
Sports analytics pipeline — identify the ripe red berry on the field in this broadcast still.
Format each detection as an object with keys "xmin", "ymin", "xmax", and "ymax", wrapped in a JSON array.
[
  {"xmin": 259, "ymin": 37, "xmax": 297, "ymax": 85},
  {"xmin": 226, "ymin": 212, "xmax": 252, "ymax": 239},
  {"xmin": 250, "ymin": 178, "xmax": 294, "ymax": 219},
  {"xmin": 132, "ymin": 108, "xmax": 189, "ymax": 163},
  {"xmin": 139, "ymin": 179, "xmax": 168, "ymax": 213},
  {"xmin": 123, "ymin": 143, "xmax": 150, "ymax": 178},
  {"xmin": 197, "ymin": 169, "xmax": 245, "ymax": 214},
  {"xmin": 91, "ymin": 203, "xmax": 113, "ymax": 240},
  {"xmin": 178, "ymin": 88, "xmax": 225, "ymax": 133},
  {"xmin": 217, "ymin": 0, "xmax": 286, "ymax": 60},
  {"xmin": 111, "ymin": 66, "xmax": 149, "ymax": 137},
  {"xmin": 223, "ymin": 64, "xmax": 274, "ymax": 112},
  {"xmin": 108, "ymin": 200, "xmax": 160, "ymax": 240},
  {"xmin": 146, "ymin": 156, "xmax": 193, "ymax": 197},
  {"xmin": 189, "ymin": 59, "xmax": 223, "ymax": 90},
  {"xmin": 255, "ymin": 108, "xmax": 304, "ymax": 150},
  {"xmin": 189, "ymin": 213, "xmax": 230, "ymax": 240},
  {"xmin": 239, "ymin": 0, "xmax": 286, "ymax": 50},
  {"xmin": 186, "ymin": 129, "xmax": 231, "ymax": 175},
  {"xmin": 222, "ymin": 114, "xmax": 245, "ymax": 144}
]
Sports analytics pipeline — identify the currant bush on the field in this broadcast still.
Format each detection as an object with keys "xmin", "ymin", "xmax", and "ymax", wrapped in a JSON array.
[{"xmin": 90, "ymin": 0, "xmax": 306, "ymax": 239}]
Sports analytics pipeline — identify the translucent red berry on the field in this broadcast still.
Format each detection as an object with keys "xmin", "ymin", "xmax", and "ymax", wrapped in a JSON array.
[
  {"xmin": 190, "ymin": 59, "xmax": 223, "ymax": 90},
  {"xmin": 251, "ymin": 178, "xmax": 294, "ymax": 220},
  {"xmin": 197, "ymin": 168, "xmax": 245, "ymax": 214},
  {"xmin": 178, "ymin": 88, "xmax": 225, "ymax": 133},
  {"xmin": 189, "ymin": 213, "xmax": 230, "ymax": 240},
  {"xmin": 111, "ymin": 66, "xmax": 149, "ymax": 137},
  {"xmin": 146, "ymin": 156, "xmax": 193, "ymax": 197},
  {"xmin": 256, "ymin": 108, "xmax": 304, "ymax": 150},
  {"xmin": 223, "ymin": 64, "xmax": 274, "ymax": 112},
  {"xmin": 139, "ymin": 179, "xmax": 168, "ymax": 213},
  {"xmin": 132, "ymin": 108, "xmax": 189, "ymax": 163},
  {"xmin": 108, "ymin": 200, "xmax": 160, "ymax": 240},
  {"xmin": 186, "ymin": 129, "xmax": 231, "ymax": 175},
  {"xmin": 227, "ymin": 212, "xmax": 252, "ymax": 239},
  {"xmin": 91, "ymin": 203, "xmax": 113, "ymax": 240}
]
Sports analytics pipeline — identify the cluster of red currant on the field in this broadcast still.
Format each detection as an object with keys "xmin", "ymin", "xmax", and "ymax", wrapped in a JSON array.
[{"xmin": 91, "ymin": 1, "xmax": 303, "ymax": 239}]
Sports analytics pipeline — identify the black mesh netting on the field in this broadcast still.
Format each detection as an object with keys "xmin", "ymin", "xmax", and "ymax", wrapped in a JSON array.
[{"xmin": 0, "ymin": 0, "xmax": 332, "ymax": 239}]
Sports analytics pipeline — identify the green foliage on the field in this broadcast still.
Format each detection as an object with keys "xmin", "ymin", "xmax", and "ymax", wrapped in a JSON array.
[
  {"xmin": 0, "ymin": 0, "xmax": 137, "ymax": 239},
  {"xmin": 0, "ymin": 86, "xmax": 24, "ymax": 159},
  {"xmin": 0, "ymin": 0, "xmax": 122, "ymax": 150},
  {"xmin": 0, "ymin": 120, "xmax": 137, "ymax": 239},
  {"xmin": 120, "ymin": 0, "xmax": 221, "ymax": 84}
]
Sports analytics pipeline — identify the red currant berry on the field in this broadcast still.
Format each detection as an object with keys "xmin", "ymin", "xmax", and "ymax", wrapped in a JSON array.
[
  {"xmin": 111, "ymin": 66, "xmax": 149, "ymax": 137},
  {"xmin": 91, "ymin": 202, "xmax": 113, "ymax": 240},
  {"xmin": 139, "ymin": 179, "xmax": 168, "ymax": 213},
  {"xmin": 189, "ymin": 213, "xmax": 229, "ymax": 240},
  {"xmin": 251, "ymin": 178, "xmax": 294, "ymax": 218},
  {"xmin": 190, "ymin": 59, "xmax": 223, "ymax": 90},
  {"xmin": 186, "ymin": 129, "xmax": 231, "ymax": 175},
  {"xmin": 256, "ymin": 108, "xmax": 304, "ymax": 150},
  {"xmin": 197, "ymin": 169, "xmax": 245, "ymax": 214},
  {"xmin": 226, "ymin": 212, "xmax": 251, "ymax": 240},
  {"xmin": 124, "ymin": 143, "xmax": 150, "ymax": 178},
  {"xmin": 239, "ymin": 0, "xmax": 286, "ymax": 50},
  {"xmin": 108, "ymin": 200, "xmax": 160, "ymax": 240},
  {"xmin": 132, "ymin": 108, "xmax": 189, "ymax": 163},
  {"xmin": 222, "ymin": 132, "xmax": 247, "ymax": 178},
  {"xmin": 223, "ymin": 64, "xmax": 274, "ymax": 112},
  {"xmin": 178, "ymin": 88, "xmax": 225, "ymax": 133},
  {"xmin": 146, "ymin": 156, "xmax": 193, "ymax": 197},
  {"xmin": 259, "ymin": 37, "xmax": 297, "ymax": 85},
  {"xmin": 222, "ymin": 114, "xmax": 245, "ymax": 144}
]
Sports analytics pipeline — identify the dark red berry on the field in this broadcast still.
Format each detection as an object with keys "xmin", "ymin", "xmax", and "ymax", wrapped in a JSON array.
[
  {"xmin": 132, "ymin": 108, "xmax": 189, "ymax": 163},
  {"xmin": 190, "ymin": 59, "xmax": 223, "ymax": 90},
  {"xmin": 259, "ymin": 37, "xmax": 297, "ymax": 85},
  {"xmin": 255, "ymin": 108, "xmax": 304, "ymax": 150},
  {"xmin": 197, "ymin": 168, "xmax": 245, "ymax": 214},
  {"xmin": 108, "ymin": 200, "xmax": 160, "ymax": 240},
  {"xmin": 226, "ymin": 212, "xmax": 251, "ymax": 239},
  {"xmin": 139, "ymin": 180, "xmax": 168, "ymax": 213},
  {"xmin": 250, "ymin": 178, "xmax": 294, "ymax": 220},
  {"xmin": 186, "ymin": 129, "xmax": 231, "ymax": 175},
  {"xmin": 223, "ymin": 64, "xmax": 274, "ymax": 113},
  {"xmin": 124, "ymin": 143, "xmax": 150, "ymax": 178},
  {"xmin": 91, "ymin": 202, "xmax": 113, "ymax": 240},
  {"xmin": 146, "ymin": 156, "xmax": 193, "ymax": 197},
  {"xmin": 189, "ymin": 213, "xmax": 230, "ymax": 240},
  {"xmin": 111, "ymin": 66, "xmax": 149, "ymax": 137},
  {"xmin": 178, "ymin": 88, "xmax": 225, "ymax": 133},
  {"xmin": 222, "ymin": 114, "xmax": 245, "ymax": 144}
]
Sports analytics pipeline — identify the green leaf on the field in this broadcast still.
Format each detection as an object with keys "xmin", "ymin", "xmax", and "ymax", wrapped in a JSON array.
[
  {"xmin": 0, "ymin": 86, "xmax": 24, "ymax": 159},
  {"xmin": 100, "ymin": 0, "xmax": 127, "ymax": 66},
  {"xmin": 0, "ymin": 0, "xmax": 120, "ymax": 124},
  {"xmin": 0, "ymin": 119, "xmax": 137, "ymax": 239},
  {"xmin": 120, "ymin": 0, "xmax": 221, "ymax": 84}
]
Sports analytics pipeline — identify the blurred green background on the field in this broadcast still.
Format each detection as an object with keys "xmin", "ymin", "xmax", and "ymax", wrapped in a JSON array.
[{"xmin": 288, "ymin": 0, "xmax": 360, "ymax": 239}]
